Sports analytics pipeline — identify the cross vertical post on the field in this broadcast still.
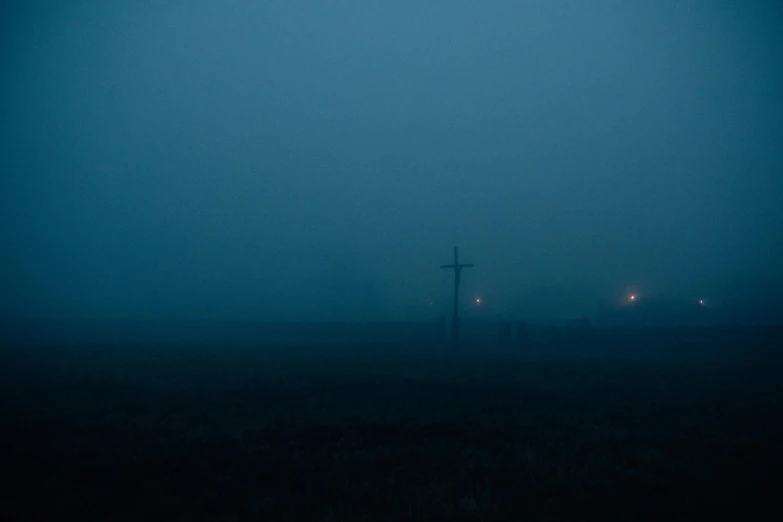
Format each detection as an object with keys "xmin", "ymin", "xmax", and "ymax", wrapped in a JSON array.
[{"xmin": 440, "ymin": 246, "xmax": 474, "ymax": 346}]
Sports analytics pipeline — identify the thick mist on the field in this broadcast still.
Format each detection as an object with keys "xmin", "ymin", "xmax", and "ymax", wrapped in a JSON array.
[{"xmin": 3, "ymin": 1, "xmax": 782, "ymax": 323}]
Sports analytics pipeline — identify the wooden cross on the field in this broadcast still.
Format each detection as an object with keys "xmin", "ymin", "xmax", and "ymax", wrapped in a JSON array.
[{"xmin": 440, "ymin": 246, "xmax": 473, "ymax": 346}]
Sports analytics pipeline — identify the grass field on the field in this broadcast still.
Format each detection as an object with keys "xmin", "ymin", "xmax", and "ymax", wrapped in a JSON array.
[{"xmin": 2, "ymin": 329, "xmax": 782, "ymax": 521}]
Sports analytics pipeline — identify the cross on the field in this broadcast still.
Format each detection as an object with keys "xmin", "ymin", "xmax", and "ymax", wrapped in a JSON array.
[{"xmin": 440, "ymin": 246, "xmax": 474, "ymax": 346}]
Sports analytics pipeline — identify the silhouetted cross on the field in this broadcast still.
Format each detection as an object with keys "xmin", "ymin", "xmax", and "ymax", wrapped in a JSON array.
[{"xmin": 440, "ymin": 246, "xmax": 473, "ymax": 346}]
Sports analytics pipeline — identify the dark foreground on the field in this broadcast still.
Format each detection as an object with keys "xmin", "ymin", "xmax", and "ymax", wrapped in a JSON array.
[{"xmin": 2, "ymin": 329, "xmax": 782, "ymax": 521}]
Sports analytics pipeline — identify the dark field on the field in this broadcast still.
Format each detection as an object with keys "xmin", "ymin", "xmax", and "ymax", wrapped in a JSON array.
[{"xmin": 2, "ymin": 327, "xmax": 782, "ymax": 521}]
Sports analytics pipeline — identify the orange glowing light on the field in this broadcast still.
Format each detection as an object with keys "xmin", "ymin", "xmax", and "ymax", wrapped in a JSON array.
[{"xmin": 629, "ymin": 295, "xmax": 636, "ymax": 301}]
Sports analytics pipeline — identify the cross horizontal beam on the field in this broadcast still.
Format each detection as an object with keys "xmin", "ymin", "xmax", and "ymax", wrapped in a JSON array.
[{"xmin": 440, "ymin": 264, "xmax": 474, "ymax": 269}]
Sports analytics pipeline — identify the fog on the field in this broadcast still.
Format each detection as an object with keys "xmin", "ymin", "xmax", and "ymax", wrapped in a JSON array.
[{"xmin": 3, "ymin": 1, "xmax": 782, "ymax": 324}]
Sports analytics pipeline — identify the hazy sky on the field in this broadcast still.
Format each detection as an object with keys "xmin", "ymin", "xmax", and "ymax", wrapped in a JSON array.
[{"xmin": 2, "ymin": 1, "xmax": 782, "ymax": 321}]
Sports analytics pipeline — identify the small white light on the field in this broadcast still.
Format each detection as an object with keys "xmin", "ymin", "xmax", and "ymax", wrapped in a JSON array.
[{"xmin": 476, "ymin": 298, "xmax": 481, "ymax": 304}]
